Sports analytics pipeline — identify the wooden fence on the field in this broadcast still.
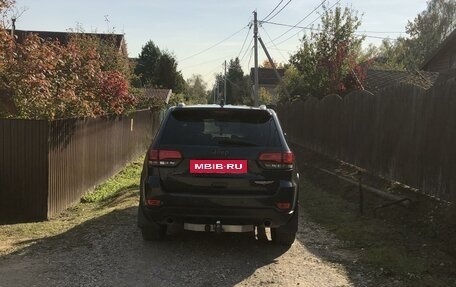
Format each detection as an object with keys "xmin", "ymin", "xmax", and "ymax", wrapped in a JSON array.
[
  {"xmin": 277, "ymin": 82, "xmax": 456, "ymax": 202},
  {"xmin": 0, "ymin": 110, "xmax": 160, "ymax": 223}
]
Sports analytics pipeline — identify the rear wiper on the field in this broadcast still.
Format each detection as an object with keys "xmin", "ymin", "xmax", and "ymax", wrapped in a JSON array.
[{"xmin": 217, "ymin": 139, "xmax": 258, "ymax": 146}]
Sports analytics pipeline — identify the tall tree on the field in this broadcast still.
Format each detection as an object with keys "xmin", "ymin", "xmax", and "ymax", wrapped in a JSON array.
[
  {"xmin": 282, "ymin": 5, "xmax": 365, "ymax": 101},
  {"xmin": 134, "ymin": 41, "xmax": 185, "ymax": 93},
  {"xmin": 372, "ymin": 0, "xmax": 456, "ymax": 70},
  {"xmin": 226, "ymin": 57, "xmax": 250, "ymax": 105},
  {"xmin": 156, "ymin": 52, "xmax": 179, "ymax": 90},
  {"xmin": 135, "ymin": 40, "xmax": 162, "ymax": 87},
  {"xmin": 186, "ymin": 74, "xmax": 207, "ymax": 104},
  {"xmin": 404, "ymin": 0, "xmax": 456, "ymax": 69}
]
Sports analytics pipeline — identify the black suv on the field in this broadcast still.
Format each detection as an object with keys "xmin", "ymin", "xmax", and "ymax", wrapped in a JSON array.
[{"xmin": 138, "ymin": 104, "xmax": 299, "ymax": 246}]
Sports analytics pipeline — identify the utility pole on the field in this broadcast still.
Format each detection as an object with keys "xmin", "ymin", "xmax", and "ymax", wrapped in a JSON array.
[
  {"xmin": 224, "ymin": 60, "xmax": 227, "ymax": 104},
  {"xmin": 253, "ymin": 10, "xmax": 259, "ymax": 106},
  {"xmin": 217, "ymin": 81, "xmax": 220, "ymax": 103}
]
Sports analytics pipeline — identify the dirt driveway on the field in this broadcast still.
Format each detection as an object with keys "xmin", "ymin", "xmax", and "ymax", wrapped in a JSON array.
[{"xmin": 0, "ymin": 190, "xmax": 379, "ymax": 287}]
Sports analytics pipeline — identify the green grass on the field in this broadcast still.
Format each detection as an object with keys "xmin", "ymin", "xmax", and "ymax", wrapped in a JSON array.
[
  {"xmin": 81, "ymin": 160, "xmax": 142, "ymax": 203},
  {"xmin": 300, "ymin": 176, "xmax": 451, "ymax": 286},
  {"xmin": 0, "ymin": 159, "xmax": 143, "ymax": 256}
]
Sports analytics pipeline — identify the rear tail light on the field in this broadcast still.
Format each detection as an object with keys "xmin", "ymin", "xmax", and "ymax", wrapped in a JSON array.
[
  {"xmin": 258, "ymin": 151, "xmax": 294, "ymax": 169},
  {"xmin": 276, "ymin": 202, "xmax": 291, "ymax": 210},
  {"xmin": 146, "ymin": 199, "xmax": 161, "ymax": 206},
  {"xmin": 149, "ymin": 149, "xmax": 182, "ymax": 166}
]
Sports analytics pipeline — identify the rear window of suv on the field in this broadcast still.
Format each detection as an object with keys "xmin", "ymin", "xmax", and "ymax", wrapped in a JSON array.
[{"xmin": 160, "ymin": 108, "xmax": 281, "ymax": 147}]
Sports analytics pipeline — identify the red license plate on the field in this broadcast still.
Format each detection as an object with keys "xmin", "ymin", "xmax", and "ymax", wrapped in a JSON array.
[{"xmin": 190, "ymin": 160, "xmax": 248, "ymax": 174}]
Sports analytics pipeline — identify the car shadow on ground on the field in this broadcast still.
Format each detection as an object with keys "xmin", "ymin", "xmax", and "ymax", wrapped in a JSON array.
[{"xmin": 0, "ymin": 206, "xmax": 293, "ymax": 287}]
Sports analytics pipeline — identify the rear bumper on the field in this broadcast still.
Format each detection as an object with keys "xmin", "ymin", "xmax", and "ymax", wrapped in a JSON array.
[
  {"xmin": 139, "ymin": 176, "xmax": 299, "ymax": 228},
  {"xmin": 140, "ymin": 205, "xmax": 295, "ymax": 227}
]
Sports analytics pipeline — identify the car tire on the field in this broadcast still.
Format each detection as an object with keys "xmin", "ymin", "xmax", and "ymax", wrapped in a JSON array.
[
  {"xmin": 271, "ymin": 208, "xmax": 299, "ymax": 246},
  {"xmin": 141, "ymin": 224, "xmax": 167, "ymax": 241}
]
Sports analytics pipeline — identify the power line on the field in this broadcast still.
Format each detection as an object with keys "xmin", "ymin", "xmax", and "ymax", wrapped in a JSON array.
[
  {"xmin": 237, "ymin": 24, "xmax": 252, "ymax": 59},
  {"xmin": 357, "ymin": 30, "xmax": 405, "ymax": 34},
  {"xmin": 264, "ymin": 20, "xmax": 404, "ymax": 36},
  {"xmin": 260, "ymin": 27, "xmax": 288, "ymax": 63},
  {"xmin": 274, "ymin": 0, "xmax": 341, "ymax": 46},
  {"xmin": 180, "ymin": 25, "xmax": 249, "ymax": 62},
  {"xmin": 203, "ymin": 63, "xmax": 224, "ymax": 80},
  {"xmin": 264, "ymin": 0, "xmax": 292, "ymax": 22},
  {"xmin": 264, "ymin": 20, "xmax": 400, "ymax": 41},
  {"xmin": 266, "ymin": 0, "xmax": 326, "ymax": 43},
  {"xmin": 182, "ymin": 54, "xmax": 236, "ymax": 69},
  {"xmin": 240, "ymin": 38, "xmax": 254, "ymax": 62},
  {"xmin": 262, "ymin": 0, "xmax": 284, "ymax": 21}
]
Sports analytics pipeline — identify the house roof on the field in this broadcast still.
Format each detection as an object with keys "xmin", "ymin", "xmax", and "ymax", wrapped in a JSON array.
[
  {"xmin": 250, "ymin": 68, "xmax": 285, "ymax": 86},
  {"xmin": 421, "ymin": 28, "xmax": 456, "ymax": 70},
  {"xmin": 365, "ymin": 68, "xmax": 439, "ymax": 94},
  {"xmin": 144, "ymin": 89, "xmax": 172, "ymax": 104},
  {"xmin": 8, "ymin": 29, "xmax": 126, "ymax": 54}
]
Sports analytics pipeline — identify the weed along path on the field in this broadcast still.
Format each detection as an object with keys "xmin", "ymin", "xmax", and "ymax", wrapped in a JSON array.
[{"xmin": 0, "ymin": 161, "xmax": 402, "ymax": 287}]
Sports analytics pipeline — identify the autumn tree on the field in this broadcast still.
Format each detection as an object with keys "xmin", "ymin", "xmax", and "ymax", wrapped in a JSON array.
[
  {"xmin": 261, "ymin": 59, "xmax": 284, "ymax": 69},
  {"xmin": 0, "ymin": 6, "xmax": 135, "ymax": 120},
  {"xmin": 0, "ymin": 0, "xmax": 15, "ymax": 27},
  {"xmin": 259, "ymin": 87, "xmax": 273, "ymax": 105},
  {"xmin": 280, "ymin": 5, "xmax": 366, "ymax": 101},
  {"xmin": 0, "ymin": 33, "xmax": 134, "ymax": 119}
]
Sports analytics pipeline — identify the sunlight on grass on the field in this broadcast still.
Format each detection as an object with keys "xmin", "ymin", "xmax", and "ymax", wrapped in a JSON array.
[
  {"xmin": 0, "ymin": 159, "xmax": 143, "ymax": 256},
  {"xmin": 81, "ymin": 160, "xmax": 142, "ymax": 203}
]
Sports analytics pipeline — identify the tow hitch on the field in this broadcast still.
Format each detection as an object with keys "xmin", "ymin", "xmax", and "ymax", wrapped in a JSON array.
[{"xmin": 214, "ymin": 220, "xmax": 223, "ymax": 234}]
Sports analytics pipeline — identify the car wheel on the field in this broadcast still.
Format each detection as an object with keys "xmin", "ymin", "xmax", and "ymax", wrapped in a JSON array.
[{"xmin": 271, "ymin": 208, "xmax": 299, "ymax": 246}]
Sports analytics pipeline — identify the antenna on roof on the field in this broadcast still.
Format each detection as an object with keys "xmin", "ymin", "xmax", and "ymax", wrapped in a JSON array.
[
  {"xmin": 11, "ymin": 17, "xmax": 16, "ymax": 37},
  {"xmin": 104, "ymin": 15, "xmax": 110, "ymax": 33}
]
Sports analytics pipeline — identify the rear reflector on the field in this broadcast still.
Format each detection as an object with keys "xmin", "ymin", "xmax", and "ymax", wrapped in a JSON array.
[
  {"xmin": 258, "ymin": 151, "xmax": 294, "ymax": 169},
  {"xmin": 146, "ymin": 199, "xmax": 161, "ymax": 206},
  {"xmin": 149, "ymin": 149, "xmax": 182, "ymax": 166},
  {"xmin": 276, "ymin": 202, "xmax": 291, "ymax": 210}
]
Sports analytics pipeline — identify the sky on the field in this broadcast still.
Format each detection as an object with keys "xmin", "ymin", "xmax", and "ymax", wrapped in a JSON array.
[{"xmin": 13, "ymin": 0, "xmax": 428, "ymax": 87}]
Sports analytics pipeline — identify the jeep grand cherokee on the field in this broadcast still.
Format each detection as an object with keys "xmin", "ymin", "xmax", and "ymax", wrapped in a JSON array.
[{"xmin": 138, "ymin": 104, "xmax": 299, "ymax": 246}]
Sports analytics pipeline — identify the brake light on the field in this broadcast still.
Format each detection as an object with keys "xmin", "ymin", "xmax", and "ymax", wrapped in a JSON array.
[
  {"xmin": 258, "ymin": 151, "xmax": 294, "ymax": 169},
  {"xmin": 149, "ymin": 149, "xmax": 182, "ymax": 166}
]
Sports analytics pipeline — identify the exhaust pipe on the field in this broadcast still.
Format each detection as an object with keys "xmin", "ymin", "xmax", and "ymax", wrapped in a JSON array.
[{"xmin": 264, "ymin": 220, "xmax": 272, "ymax": 227}]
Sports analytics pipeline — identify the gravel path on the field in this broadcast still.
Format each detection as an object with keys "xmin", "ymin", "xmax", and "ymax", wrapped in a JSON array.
[{"xmin": 0, "ymin": 203, "xmax": 373, "ymax": 287}]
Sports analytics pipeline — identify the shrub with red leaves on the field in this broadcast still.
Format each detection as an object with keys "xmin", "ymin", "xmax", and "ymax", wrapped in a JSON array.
[{"xmin": 99, "ymin": 71, "xmax": 136, "ymax": 115}]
